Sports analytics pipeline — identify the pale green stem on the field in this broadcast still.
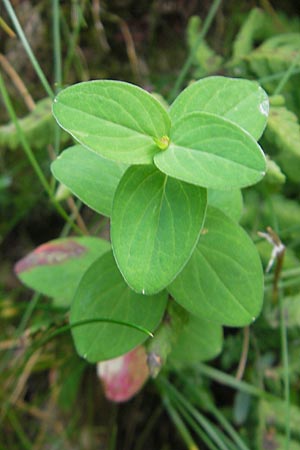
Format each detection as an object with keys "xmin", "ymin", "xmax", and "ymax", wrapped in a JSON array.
[
  {"xmin": 259, "ymin": 68, "xmax": 300, "ymax": 84},
  {"xmin": 52, "ymin": 0, "xmax": 62, "ymax": 90},
  {"xmin": 52, "ymin": 0, "xmax": 62, "ymax": 154},
  {"xmin": 274, "ymin": 54, "xmax": 300, "ymax": 95}
]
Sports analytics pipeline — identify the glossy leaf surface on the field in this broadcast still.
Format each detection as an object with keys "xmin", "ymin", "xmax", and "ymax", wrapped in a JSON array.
[
  {"xmin": 111, "ymin": 165, "xmax": 207, "ymax": 294},
  {"xmin": 53, "ymin": 80, "xmax": 170, "ymax": 164},
  {"xmin": 70, "ymin": 252, "xmax": 168, "ymax": 362},
  {"xmin": 154, "ymin": 112, "xmax": 266, "ymax": 189},
  {"xmin": 170, "ymin": 76, "xmax": 269, "ymax": 140},
  {"xmin": 51, "ymin": 145, "xmax": 127, "ymax": 216},
  {"xmin": 168, "ymin": 207, "xmax": 264, "ymax": 326},
  {"xmin": 14, "ymin": 237, "xmax": 110, "ymax": 303}
]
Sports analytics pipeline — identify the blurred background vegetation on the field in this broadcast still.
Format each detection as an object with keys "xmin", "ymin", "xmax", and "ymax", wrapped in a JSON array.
[{"xmin": 1, "ymin": 1, "xmax": 300, "ymax": 449}]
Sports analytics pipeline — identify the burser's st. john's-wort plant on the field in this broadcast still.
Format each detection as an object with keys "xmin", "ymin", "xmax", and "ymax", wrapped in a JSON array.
[{"xmin": 15, "ymin": 76, "xmax": 269, "ymax": 401}]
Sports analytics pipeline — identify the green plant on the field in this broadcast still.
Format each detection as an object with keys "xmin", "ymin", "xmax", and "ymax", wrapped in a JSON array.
[{"xmin": 15, "ymin": 75, "xmax": 269, "ymax": 392}]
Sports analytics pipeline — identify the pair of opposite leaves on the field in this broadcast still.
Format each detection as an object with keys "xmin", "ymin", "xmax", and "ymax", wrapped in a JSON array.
[{"xmin": 52, "ymin": 76, "xmax": 268, "ymax": 307}]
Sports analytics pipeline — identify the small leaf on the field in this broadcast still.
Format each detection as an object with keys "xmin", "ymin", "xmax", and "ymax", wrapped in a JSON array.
[
  {"xmin": 53, "ymin": 80, "xmax": 171, "ymax": 164},
  {"xmin": 169, "ymin": 314, "xmax": 223, "ymax": 367},
  {"xmin": 111, "ymin": 165, "xmax": 207, "ymax": 294},
  {"xmin": 168, "ymin": 207, "xmax": 264, "ymax": 326},
  {"xmin": 169, "ymin": 76, "xmax": 269, "ymax": 140},
  {"xmin": 154, "ymin": 112, "xmax": 266, "ymax": 189},
  {"xmin": 264, "ymin": 103, "xmax": 300, "ymax": 182},
  {"xmin": 51, "ymin": 145, "xmax": 127, "ymax": 216},
  {"xmin": 97, "ymin": 346, "xmax": 149, "ymax": 402},
  {"xmin": 70, "ymin": 251, "xmax": 168, "ymax": 362},
  {"xmin": 208, "ymin": 189, "xmax": 243, "ymax": 222},
  {"xmin": 14, "ymin": 237, "xmax": 110, "ymax": 303}
]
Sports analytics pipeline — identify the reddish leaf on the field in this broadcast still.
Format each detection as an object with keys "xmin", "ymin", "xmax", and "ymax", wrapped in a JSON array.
[
  {"xmin": 15, "ymin": 240, "xmax": 87, "ymax": 273},
  {"xmin": 14, "ymin": 237, "xmax": 110, "ymax": 303},
  {"xmin": 97, "ymin": 346, "xmax": 150, "ymax": 402}
]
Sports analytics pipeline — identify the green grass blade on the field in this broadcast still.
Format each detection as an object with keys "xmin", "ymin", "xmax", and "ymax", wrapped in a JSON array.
[
  {"xmin": 159, "ymin": 377, "xmax": 232, "ymax": 450},
  {"xmin": 274, "ymin": 54, "xmax": 300, "ymax": 95},
  {"xmin": 6, "ymin": 410, "xmax": 32, "ymax": 450},
  {"xmin": 168, "ymin": 0, "xmax": 222, "ymax": 102},
  {"xmin": 174, "ymin": 370, "xmax": 250, "ymax": 450},
  {"xmin": 198, "ymin": 363, "xmax": 280, "ymax": 402},
  {"xmin": 0, "ymin": 72, "xmax": 83, "ymax": 235},
  {"xmin": 280, "ymin": 290, "xmax": 291, "ymax": 449},
  {"xmin": 52, "ymin": 0, "xmax": 63, "ymax": 154},
  {"xmin": 162, "ymin": 394, "xmax": 199, "ymax": 450},
  {"xmin": 2, "ymin": 0, "xmax": 54, "ymax": 98}
]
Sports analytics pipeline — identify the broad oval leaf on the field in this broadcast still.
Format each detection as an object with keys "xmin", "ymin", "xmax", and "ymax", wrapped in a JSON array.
[
  {"xmin": 168, "ymin": 207, "xmax": 264, "ymax": 326},
  {"xmin": 14, "ymin": 237, "xmax": 110, "ymax": 304},
  {"xmin": 70, "ymin": 251, "xmax": 168, "ymax": 362},
  {"xmin": 208, "ymin": 189, "xmax": 243, "ymax": 222},
  {"xmin": 169, "ymin": 314, "xmax": 223, "ymax": 367},
  {"xmin": 154, "ymin": 112, "xmax": 266, "ymax": 189},
  {"xmin": 53, "ymin": 80, "xmax": 171, "ymax": 164},
  {"xmin": 51, "ymin": 145, "xmax": 127, "ymax": 216},
  {"xmin": 111, "ymin": 165, "xmax": 207, "ymax": 295},
  {"xmin": 170, "ymin": 76, "xmax": 269, "ymax": 140}
]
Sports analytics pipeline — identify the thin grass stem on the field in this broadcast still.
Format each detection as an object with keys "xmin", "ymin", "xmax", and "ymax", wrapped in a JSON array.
[
  {"xmin": 0, "ymin": 72, "xmax": 83, "ymax": 235},
  {"xmin": 259, "ymin": 68, "xmax": 300, "ymax": 84},
  {"xmin": 197, "ymin": 363, "xmax": 280, "ymax": 402},
  {"xmin": 264, "ymin": 278, "xmax": 300, "ymax": 292},
  {"xmin": 52, "ymin": 0, "xmax": 63, "ymax": 155},
  {"xmin": 274, "ymin": 54, "xmax": 300, "ymax": 95},
  {"xmin": 159, "ymin": 377, "xmax": 231, "ymax": 450},
  {"xmin": 279, "ymin": 289, "xmax": 291, "ymax": 449},
  {"xmin": 157, "ymin": 379, "xmax": 219, "ymax": 450},
  {"xmin": 134, "ymin": 406, "xmax": 163, "ymax": 450},
  {"xmin": 2, "ymin": 0, "xmax": 54, "ymax": 98},
  {"xmin": 264, "ymin": 267, "xmax": 300, "ymax": 283},
  {"xmin": 168, "ymin": 0, "xmax": 222, "ymax": 102},
  {"xmin": 52, "ymin": 0, "xmax": 62, "ymax": 90},
  {"xmin": 172, "ymin": 399, "xmax": 220, "ymax": 450},
  {"xmin": 6, "ymin": 409, "xmax": 32, "ymax": 450},
  {"xmin": 174, "ymin": 370, "xmax": 250, "ymax": 450},
  {"xmin": 162, "ymin": 394, "xmax": 199, "ymax": 450}
]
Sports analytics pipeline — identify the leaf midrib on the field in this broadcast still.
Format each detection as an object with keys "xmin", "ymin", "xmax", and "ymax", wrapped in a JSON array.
[
  {"xmin": 168, "ymin": 143, "xmax": 264, "ymax": 173},
  {"xmin": 195, "ymin": 245, "xmax": 253, "ymax": 320},
  {"xmin": 56, "ymin": 101, "xmax": 160, "ymax": 141}
]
